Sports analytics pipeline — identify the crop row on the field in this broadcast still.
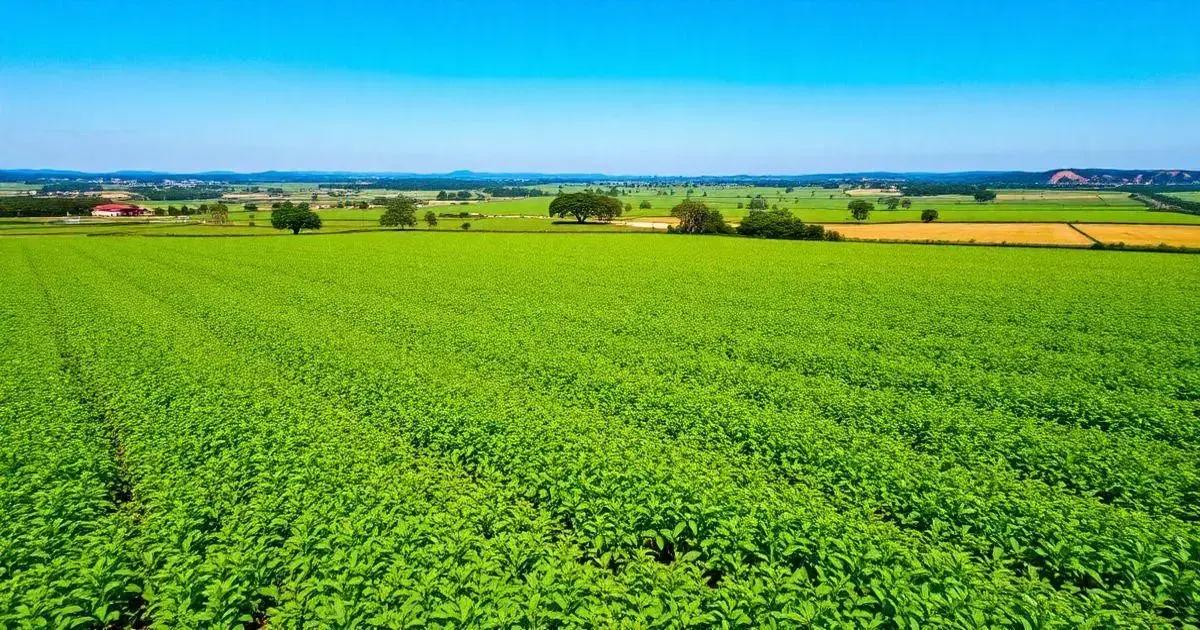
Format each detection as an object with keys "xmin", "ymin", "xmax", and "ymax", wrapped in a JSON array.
[{"xmin": 0, "ymin": 251, "xmax": 139, "ymax": 627}]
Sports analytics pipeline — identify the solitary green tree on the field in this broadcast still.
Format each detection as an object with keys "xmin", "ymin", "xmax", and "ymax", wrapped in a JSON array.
[
  {"xmin": 848, "ymin": 199, "xmax": 873, "ymax": 222},
  {"xmin": 921, "ymin": 208, "xmax": 939, "ymax": 223},
  {"xmin": 209, "ymin": 203, "xmax": 230, "ymax": 225},
  {"xmin": 638, "ymin": 200, "xmax": 652, "ymax": 209},
  {"xmin": 884, "ymin": 197, "xmax": 901, "ymax": 210},
  {"xmin": 670, "ymin": 199, "xmax": 732, "ymax": 234},
  {"xmin": 748, "ymin": 195, "xmax": 768, "ymax": 210},
  {"xmin": 270, "ymin": 202, "xmax": 322, "ymax": 234},
  {"xmin": 549, "ymin": 192, "xmax": 623, "ymax": 223},
  {"xmin": 380, "ymin": 197, "xmax": 418, "ymax": 228},
  {"xmin": 973, "ymin": 190, "xmax": 997, "ymax": 203},
  {"xmin": 423, "ymin": 210, "xmax": 438, "ymax": 227}
]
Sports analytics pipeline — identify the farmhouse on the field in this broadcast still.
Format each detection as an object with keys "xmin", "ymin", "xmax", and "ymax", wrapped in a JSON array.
[{"xmin": 91, "ymin": 203, "xmax": 148, "ymax": 217}]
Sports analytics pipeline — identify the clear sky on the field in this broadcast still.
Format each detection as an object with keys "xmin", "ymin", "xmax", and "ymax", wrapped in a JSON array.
[{"xmin": 2, "ymin": 0, "xmax": 1198, "ymax": 174}]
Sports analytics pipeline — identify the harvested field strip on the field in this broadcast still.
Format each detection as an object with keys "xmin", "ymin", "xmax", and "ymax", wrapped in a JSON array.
[
  {"xmin": 1076, "ymin": 223, "xmax": 1200, "ymax": 248},
  {"xmin": 825, "ymin": 222, "xmax": 1095, "ymax": 246}
]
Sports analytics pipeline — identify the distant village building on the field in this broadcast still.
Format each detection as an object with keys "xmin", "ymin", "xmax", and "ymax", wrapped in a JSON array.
[{"xmin": 91, "ymin": 203, "xmax": 148, "ymax": 217}]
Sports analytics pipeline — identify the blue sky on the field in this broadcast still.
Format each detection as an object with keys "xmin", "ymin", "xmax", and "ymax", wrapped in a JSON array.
[{"xmin": 2, "ymin": 0, "xmax": 1198, "ymax": 174}]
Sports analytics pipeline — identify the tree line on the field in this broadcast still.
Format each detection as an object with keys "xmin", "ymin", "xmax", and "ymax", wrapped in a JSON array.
[
  {"xmin": 1131, "ymin": 192, "xmax": 1200, "ymax": 215},
  {"xmin": 900, "ymin": 184, "xmax": 989, "ymax": 197},
  {"xmin": 132, "ymin": 186, "xmax": 227, "ymax": 201},
  {"xmin": 481, "ymin": 186, "xmax": 547, "ymax": 197},
  {"xmin": 435, "ymin": 190, "xmax": 478, "ymax": 201},
  {"xmin": 0, "ymin": 197, "xmax": 106, "ymax": 217},
  {"xmin": 667, "ymin": 200, "xmax": 844, "ymax": 241}
]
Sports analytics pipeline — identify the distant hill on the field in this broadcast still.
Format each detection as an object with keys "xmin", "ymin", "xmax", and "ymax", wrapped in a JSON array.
[
  {"xmin": 1, "ymin": 168, "xmax": 1197, "ymax": 187},
  {"xmin": 1040, "ymin": 169, "xmax": 1198, "ymax": 186}
]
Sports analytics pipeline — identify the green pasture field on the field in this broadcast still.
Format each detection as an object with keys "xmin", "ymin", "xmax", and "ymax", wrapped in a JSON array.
[{"xmin": 2, "ymin": 231, "xmax": 1198, "ymax": 627}]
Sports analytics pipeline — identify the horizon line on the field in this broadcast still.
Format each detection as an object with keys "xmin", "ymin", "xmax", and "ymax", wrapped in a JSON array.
[{"xmin": 4, "ymin": 166, "xmax": 1199, "ymax": 179}]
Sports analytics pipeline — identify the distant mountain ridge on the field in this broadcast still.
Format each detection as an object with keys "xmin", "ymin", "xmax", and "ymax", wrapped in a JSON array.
[
  {"xmin": 1, "ymin": 168, "xmax": 1197, "ymax": 186},
  {"xmin": 1041, "ymin": 169, "xmax": 1196, "ymax": 186}
]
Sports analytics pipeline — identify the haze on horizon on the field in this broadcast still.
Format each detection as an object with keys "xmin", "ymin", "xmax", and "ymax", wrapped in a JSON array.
[{"xmin": 2, "ymin": 0, "xmax": 1198, "ymax": 175}]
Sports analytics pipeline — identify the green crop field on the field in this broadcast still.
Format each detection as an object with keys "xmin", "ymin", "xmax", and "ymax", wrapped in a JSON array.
[{"xmin": 2, "ymin": 231, "xmax": 1198, "ymax": 627}]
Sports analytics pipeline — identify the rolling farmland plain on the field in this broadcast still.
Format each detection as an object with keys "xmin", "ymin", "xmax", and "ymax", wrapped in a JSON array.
[
  {"xmin": 3, "ymin": 231, "xmax": 1198, "ymax": 627},
  {"xmin": 4, "ymin": 186, "xmax": 1200, "ymax": 248}
]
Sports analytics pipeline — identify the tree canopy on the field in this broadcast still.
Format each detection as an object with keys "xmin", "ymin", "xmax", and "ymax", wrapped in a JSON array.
[
  {"xmin": 848, "ymin": 199, "xmax": 874, "ymax": 221},
  {"xmin": 208, "ymin": 203, "xmax": 230, "ymax": 225},
  {"xmin": 380, "ymin": 197, "xmax": 418, "ymax": 228},
  {"xmin": 921, "ymin": 208, "xmax": 940, "ymax": 223},
  {"xmin": 669, "ymin": 199, "xmax": 731, "ymax": 234},
  {"xmin": 0, "ymin": 196, "xmax": 105, "ymax": 217},
  {"xmin": 973, "ymin": 190, "xmax": 998, "ymax": 203},
  {"xmin": 548, "ymin": 192, "xmax": 623, "ymax": 223},
  {"xmin": 737, "ymin": 208, "xmax": 840, "ymax": 241},
  {"xmin": 270, "ymin": 202, "xmax": 321, "ymax": 234}
]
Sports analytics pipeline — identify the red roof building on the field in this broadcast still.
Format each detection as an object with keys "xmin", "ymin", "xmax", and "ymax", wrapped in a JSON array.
[{"xmin": 92, "ymin": 203, "xmax": 148, "ymax": 217}]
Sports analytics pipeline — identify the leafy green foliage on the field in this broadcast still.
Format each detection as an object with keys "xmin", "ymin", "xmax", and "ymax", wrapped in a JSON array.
[
  {"xmin": 2, "ymin": 233, "xmax": 1198, "ymax": 627},
  {"xmin": 0, "ymin": 196, "xmax": 106, "ymax": 217},
  {"xmin": 208, "ymin": 203, "xmax": 230, "ymax": 225},
  {"xmin": 270, "ymin": 201, "xmax": 321, "ymax": 234},
  {"xmin": 481, "ymin": 186, "xmax": 547, "ymax": 198},
  {"xmin": 1132, "ymin": 191, "xmax": 1200, "ymax": 215},
  {"xmin": 548, "ymin": 192, "xmax": 623, "ymax": 223},
  {"xmin": 848, "ymin": 199, "xmax": 874, "ymax": 221},
  {"xmin": 379, "ymin": 197, "xmax": 418, "ymax": 228},
  {"xmin": 921, "ymin": 208, "xmax": 940, "ymax": 222},
  {"xmin": 900, "ymin": 183, "xmax": 989, "ymax": 197},
  {"xmin": 737, "ymin": 208, "xmax": 838, "ymax": 240},
  {"xmin": 668, "ymin": 199, "xmax": 731, "ymax": 234},
  {"xmin": 131, "ymin": 185, "xmax": 227, "ymax": 201}
]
